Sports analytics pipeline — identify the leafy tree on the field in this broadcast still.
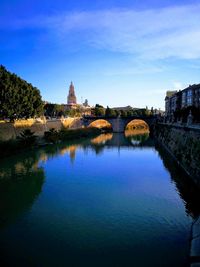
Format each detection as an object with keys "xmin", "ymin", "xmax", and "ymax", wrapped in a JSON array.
[
  {"xmin": 95, "ymin": 104, "xmax": 104, "ymax": 109},
  {"xmin": 64, "ymin": 108, "xmax": 82, "ymax": 117},
  {"xmin": 44, "ymin": 103, "xmax": 65, "ymax": 117},
  {"xmin": 120, "ymin": 110, "xmax": 127, "ymax": 117},
  {"xmin": 127, "ymin": 110, "xmax": 133, "ymax": 117},
  {"xmin": 69, "ymin": 109, "xmax": 78, "ymax": 117},
  {"xmin": 144, "ymin": 106, "xmax": 150, "ymax": 116},
  {"xmin": 105, "ymin": 106, "xmax": 118, "ymax": 117},
  {"xmin": 105, "ymin": 106, "xmax": 111, "ymax": 117},
  {"xmin": 83, "ymin": 99, "xmax": 88, "ymax": 107},
  {"xmin": 94, "ymin": 104, "xmax": 105, "ymax": 116},
  {"xmin": 0, "ymin": 65, "xmax": 43, "ymax": 120}
]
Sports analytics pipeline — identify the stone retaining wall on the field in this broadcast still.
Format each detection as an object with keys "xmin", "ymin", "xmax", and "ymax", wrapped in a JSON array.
[
  {"xmin": 0, "ymin": 118, "xmax": 83, "ymax": 141},
  {"xmin": 154, "ymin": 123, "xmax": 200, "ymax": 186}
]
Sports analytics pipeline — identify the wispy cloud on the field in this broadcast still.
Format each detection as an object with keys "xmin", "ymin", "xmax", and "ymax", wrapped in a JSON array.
[
  {"xmin": 172, "ymin": 81, "xmax": 184, "ymax": 90},
  {"xmin": 103, "ymin": 64, "xmax": 164, "ymax": 76},
  {"xmin": 2, "ymin": 4, "xmax": 200, "ymax": 60}
]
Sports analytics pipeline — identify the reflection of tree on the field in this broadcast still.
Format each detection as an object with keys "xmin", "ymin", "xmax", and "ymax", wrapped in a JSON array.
[
  {"xmin": 59, "ymin": 145, "xmax": 79, "ymax": 163},
  {"xmin": 90, "ymin": 144, "xmax": 105, "ymax": 155},
  {"xmin": 0, "ymin": 153, "xmax": 45, "ymax": 228},
  {"xmin": 69, "ymin": 146, "xmax": 76, "ymax": 163},
  {"xmin": 155, "ymin": 143, "xmax": 200, "ymax": 219}
]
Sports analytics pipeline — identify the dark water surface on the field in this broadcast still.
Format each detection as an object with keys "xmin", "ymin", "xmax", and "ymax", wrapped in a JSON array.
[{"xmin": 0, "ymin": 132, "xmax": 199, "ymax": 267}]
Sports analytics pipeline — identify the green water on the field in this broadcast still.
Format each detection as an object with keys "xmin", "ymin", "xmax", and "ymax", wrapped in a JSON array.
[{"xmin": 0, "ymin": 133, "xmax": 199, "ymax": 267}]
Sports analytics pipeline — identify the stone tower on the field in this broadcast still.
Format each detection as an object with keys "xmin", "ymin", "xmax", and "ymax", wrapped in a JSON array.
[{"xmin": 67, "ymin": 82, "xmax": 77, "ymax": 106}]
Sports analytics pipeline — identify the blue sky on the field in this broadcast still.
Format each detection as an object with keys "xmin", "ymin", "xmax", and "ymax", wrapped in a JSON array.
[{"xmin": 1, "ymin": 0, "xmax": 200, "ymax": 109}]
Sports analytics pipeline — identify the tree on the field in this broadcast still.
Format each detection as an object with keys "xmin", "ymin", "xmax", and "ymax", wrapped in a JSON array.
[
  {"xmin": 105, "ymin": 106, "xmax": 111, "ymax": 117},
  {"xmin": 94, "ymin": 104, "xmax": 105, "ymax": 116},
  {"xmin": 44, "ymin": 103, "xmax": 65, "ymax": 117},
  {"xmin": 95, "ymin": 104, "xmax": 104, "ymax": 109},
  {"xmin": 0, "ymin": 65, "xmax": 43, "ymax": 120},
  {"xmin": 83, "ymin": 99, "xmax": 89, "ymax": 107},
  {"xmin": 144, "ymin": 106, "xmax": 150, "ymax": 116},
  {"xmin": 105, "ymin": 106, "xmax": 117, "ymax": 117},
  {"xmin": 120, "ymin": 110, "xmax": 127, "ymax": 117},
  {"xmin": 127, "ymin": 110, "xmax": 133, "ymax": 117}
]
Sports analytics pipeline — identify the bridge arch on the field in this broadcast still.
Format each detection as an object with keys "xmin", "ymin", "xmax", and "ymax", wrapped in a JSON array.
[
  {"xmin": 88, "ymin": 119, "xmax": 113, "ymax": 131},
  {"xmin": 125, "ymin": 119, "xmax": 150, "ymax": 132}
]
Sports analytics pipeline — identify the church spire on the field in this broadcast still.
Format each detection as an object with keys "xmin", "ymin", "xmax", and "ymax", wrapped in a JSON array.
[{"xmin": 67, "ymin": 81, "xmax": 77, "ymax": 105}]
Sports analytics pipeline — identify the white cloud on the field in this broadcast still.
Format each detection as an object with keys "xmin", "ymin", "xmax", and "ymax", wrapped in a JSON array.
[
  {"xmin": 52, "ymin": 4, "xmax": 200, "ymax": 60},
  {"xmin": 2, "ymin": 4, "xmax": 200, "ymax": 60}
]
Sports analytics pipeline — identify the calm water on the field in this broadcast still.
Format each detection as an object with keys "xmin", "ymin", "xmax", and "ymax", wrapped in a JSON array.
[{"xmin": 0, "ymin": 132, "xmax": 200, "ymax": 267}]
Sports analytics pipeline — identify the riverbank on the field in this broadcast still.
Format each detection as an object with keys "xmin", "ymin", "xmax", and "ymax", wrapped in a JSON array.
[{"xmin": 0, "ymin": 127, "xmax": 101, "ymax": 158}]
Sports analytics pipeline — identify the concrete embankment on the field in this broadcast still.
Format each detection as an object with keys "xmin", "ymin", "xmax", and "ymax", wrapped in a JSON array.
[
  {"xmin": 154, "ymin": 123, "xmax": 200, "ymax": 266},
  {"xmin": 0, "ymin": 118, "xmax": 83, "ymax": 141}
]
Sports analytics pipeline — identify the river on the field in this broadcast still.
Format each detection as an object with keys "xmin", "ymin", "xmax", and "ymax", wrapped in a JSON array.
[{"xmin": 0, "ymin": 131, "xmax": 199, "ymax": 267}]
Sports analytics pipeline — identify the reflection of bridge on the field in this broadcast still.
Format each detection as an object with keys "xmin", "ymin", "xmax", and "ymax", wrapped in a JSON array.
[
  {"xmin": 91, "ymin": 133, "xmax": 155, "ymax": 148},
  {"xmin": 83, "ymin": 116, "xmax": 157, "ymax": 133}
]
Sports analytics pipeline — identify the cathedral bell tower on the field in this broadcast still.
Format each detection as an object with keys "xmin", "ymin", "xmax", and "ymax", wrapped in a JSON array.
[{"xmin": 67, "ymin": 82, "xmax": 77, "ymax": 106}]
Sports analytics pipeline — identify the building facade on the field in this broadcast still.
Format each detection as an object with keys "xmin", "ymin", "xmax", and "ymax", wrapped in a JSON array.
[
  {"xmin": 165, "ymin": 84, "xmax": 200, "ymax": 121},
  {"xmin": 165, "ymin": 91, "xmax": 177, "ymax": 118}
]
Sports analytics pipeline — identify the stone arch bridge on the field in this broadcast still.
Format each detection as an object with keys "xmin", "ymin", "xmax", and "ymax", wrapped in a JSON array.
[{"xmin": 83, "ymin": 116, "xmax": 157, "ymax": 133}]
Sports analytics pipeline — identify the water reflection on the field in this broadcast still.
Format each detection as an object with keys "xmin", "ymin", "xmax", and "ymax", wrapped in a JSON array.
[
  {"xmin": 60, "ymin": 145, "xmax": 80, "ymax": 163},
  {"xmin": 0, "ymin": 131, "xmax": 200, "ymax": 267},
  {"xmin": 156, "ymin": 143, "xmax": 200, "ymax": 219},
  {"xmin": 0, "ymin": 152, "xmax": 45, "ymax": 227},
  {"xmin": 125, "ymin": 129, "xmax": 149, "ymax": 145},
  {"xmin": 0, "ymin": 131, "xmax": 200, "ymax": 232},
  {"xmin": 91, "ymin": 133, "xmax": 113, "ymax": 145},
  {"xmin": 39, "ymin": 132, "xmax": 200, "ymax": 219}
]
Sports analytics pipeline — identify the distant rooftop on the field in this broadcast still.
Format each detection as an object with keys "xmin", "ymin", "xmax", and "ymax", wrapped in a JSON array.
[
  {"xmin": 112, "ymin": 106, "xmax": 133, "ymax": 111},
  {"xmin": 166, "ymin": 91, "xmax": 177, "ymax": 98}
]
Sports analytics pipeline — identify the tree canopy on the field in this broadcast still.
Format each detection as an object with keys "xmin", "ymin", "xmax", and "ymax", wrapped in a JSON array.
[
  {"xmin": 93, "ymin": 104, "xmax": 105, "ymax": 116},
  {"xmin": 0, "ymin": 65, "xmax": 43, "ymax": 120}
]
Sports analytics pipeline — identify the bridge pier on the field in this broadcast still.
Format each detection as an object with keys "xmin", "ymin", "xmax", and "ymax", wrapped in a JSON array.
[{"xmin": 111, "ymin": 117, "xmax": 125, "ymax": 133}]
